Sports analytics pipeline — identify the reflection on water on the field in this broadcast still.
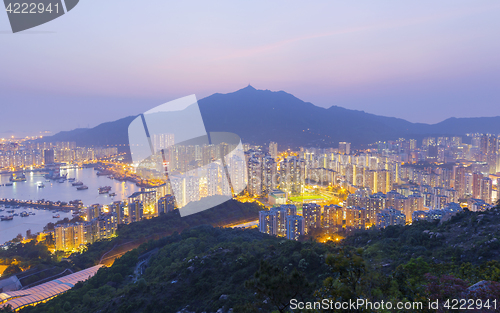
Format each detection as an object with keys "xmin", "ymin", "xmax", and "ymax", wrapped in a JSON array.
[
  {"xmin": 0, "ymin": 207, "xmax": 73, "ymax": 245},
  {"xmin": 0, "ymin": 168, "xmax": 141, "ymax": 245},
  {"xmin": 0, "ymin": 168, "xmax": 140, "ymax": 206}
]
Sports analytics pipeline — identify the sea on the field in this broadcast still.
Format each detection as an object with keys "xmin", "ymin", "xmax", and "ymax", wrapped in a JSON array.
[{"xmin": 0, "ymin": 168, "xmax": 140, "ymax": 245}]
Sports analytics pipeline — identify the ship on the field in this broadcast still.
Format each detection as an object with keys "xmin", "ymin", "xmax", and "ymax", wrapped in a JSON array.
[
  {"xmin": 98, "ymin": 186, "xmax": 112, "ymax": 194},
  {"xmin": 72, "ymin": 181, "xmax": 84, "ymax": 186},
  {"xmin": 77, "ymin": 185, "xmax": 89, "ymax": 190},
  {"xmin": 10, "ymin": 173, "xmax": 26, "ymax": 182},
  {"xmin": 1, "ymin": 216, "xmax": 13, "ymax": 221}
]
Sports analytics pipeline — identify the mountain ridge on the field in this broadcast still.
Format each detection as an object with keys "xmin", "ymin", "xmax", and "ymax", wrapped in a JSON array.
[{"xmin": 40, "ymin": 86, "xmax": 500, "ymax": 153}]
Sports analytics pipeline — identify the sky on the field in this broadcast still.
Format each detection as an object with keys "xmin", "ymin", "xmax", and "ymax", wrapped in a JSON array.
[{"xmin": 1, "ymin": 0, "xmax": 500, "ymax": 138}]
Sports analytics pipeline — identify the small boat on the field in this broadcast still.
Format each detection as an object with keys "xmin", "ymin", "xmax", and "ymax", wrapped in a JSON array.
[
  {"xmin": 13, "ymin": 213, "xmax": 19, "ymax": 216},
  {"xmin": 15, "ymin": 205, "xmax": 21, "ymax": 209},
  {"xmin": 77, "ymin": 185, "xmax": 88, "ymax": 190},
  {"xmin": 68, "ymin": 178, "xmax": 76, "ymax": 182},
  {"xmin": 38, "ymin": 183, "xmax": 45, "ymax": 188},
  {"xmin": 59, "ymin": 179, "xmax": 65, "ymax": 183},
  {"xmin": 6, "ymin": 210, "xmax": 14, "ymax": 213},
  {"xmin": 0, "ymin": 209, "xmax": 4, "ymax": 212},
  {"xmin": 99, "ymin": 186, "xmax": 112, "ymax": 194},
  {"xmin": 53, "ymin": 214, "xmax": 60, "ymax": 218},
  {"xmin": 20, "ymin": 211, "xmax": 29, "ymax": 217},
  {"xmin": 109, "ymin": 192, "xmax": 116, "ymax": 197},
  {"xmin": 5, "ymin": 183, "xmax": 13, "ymax": 186},
  {"xmin": 5, "ymin": 205, "xmax": 10, "ymax": 208},
  {"xmin": 1, "ymin": 216, "xmax": 13, "ymax": 221},
  {"xmin": 72, "ymin": 181, "xmax": 84, "ymax": 186},
  {"xmin": 10, "ymin": 173, "xmax": 26, "ymax": 182}
]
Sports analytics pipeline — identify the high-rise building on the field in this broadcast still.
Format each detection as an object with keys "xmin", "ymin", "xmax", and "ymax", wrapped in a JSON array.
[
  {"xmin": 270, "ymin": 206, "xmax": 288, "ymax": 237},
  {"xmin": 158, "ymin": 195, "xmax": 176, "ymax": 214},
  {"xmin": 286, "ymin": 215, "xmax": 305, "ymax": 240},
  {"xmin": 247, "ymin": 158, "xmax": 263, "ymax": 196},
  {"xmin": 152, "ymin": 133, "xmax": 175, "ymax": 153},
  {"xmin": 259, "ymin": 210, "xmax": 276, "ymax": 235},
  {"xmin": 324, "ymin": 204, "xmax": 343, "ymax": 234},
  {"xmin": 376, "ymin": 207, "xmax": 406, "ymax": 228},
  {"xmin": 269, "ymin": 142, "xmax": 278, "ymax": 159},
  {"xmin": 262, "ymin": 156, "xmax": 277, "ymax": 195},
  {"xmin": 339, "ymin": 142, "xmax": 351, "ymax": 155},
  {"xmin": 43, "ymin": 149, "xmax": 55, "ymax": 165},
  {"xmin": 279, "ymin": 156, "xmax": 305, "ymax": 195},
  {"xmin": 302, "ymin": 203, "xmax": 321, "ymax": 234},
  {"xmin": 344, "ymin": 206, "xmax": 367, "ymax": 231}
]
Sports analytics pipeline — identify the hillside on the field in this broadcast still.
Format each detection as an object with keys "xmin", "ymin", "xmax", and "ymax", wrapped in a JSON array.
[
  {"xmin": 15, "ymin": 204, "xmax": 500, "ymax": 313},
  {"xmin": 40, "ymin": 86, "xmax": 500, "ymax": 152}
]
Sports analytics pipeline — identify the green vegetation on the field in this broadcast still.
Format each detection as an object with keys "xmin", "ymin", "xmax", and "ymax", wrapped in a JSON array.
[{"xmin": 4, "ymin": 202, "xmax": 500, "ymax": 313}]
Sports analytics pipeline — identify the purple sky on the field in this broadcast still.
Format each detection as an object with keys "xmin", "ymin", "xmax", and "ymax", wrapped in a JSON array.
[{"xmin": 1, "ymin": 0, "xmax": 500, "ymax": 138}]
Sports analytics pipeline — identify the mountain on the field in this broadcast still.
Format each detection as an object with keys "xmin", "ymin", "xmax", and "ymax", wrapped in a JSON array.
[{"xmin": 40, "ymin": 86, "xmax": 500, "ymax": 152}]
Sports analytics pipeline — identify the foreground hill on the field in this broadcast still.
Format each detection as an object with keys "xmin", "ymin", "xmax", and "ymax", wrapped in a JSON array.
[
  {"xmin": 40, "ymin": 86, "xmax": 500, "ymax": 152},
  {"xmin": 15, "ymin": 204, "xmax": 500, "ymax": 313}
]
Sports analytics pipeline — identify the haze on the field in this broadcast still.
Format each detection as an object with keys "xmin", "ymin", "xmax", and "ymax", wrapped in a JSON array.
[{"xmin": 1, "ymin": 0, "xmax": 499, "ymax": 138}]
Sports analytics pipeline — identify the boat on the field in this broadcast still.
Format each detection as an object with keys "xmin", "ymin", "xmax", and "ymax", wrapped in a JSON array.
[
  {"xmin": 1, "ymin": 216, "xmax": 13, "ymax": 221},
  {"xmin": 68, "ymin": 178, "xmax": 76, "ymax": 182},
  {"xmin": 99, "ymin": 186, "xmax": 112, "ymax": 194},
  {"xmin": 0, "ymin": 209, "xmax": 4, "ymax": 212},
  {"xmin": 109, "ymin": 192, "xmax": 116, "ymax": 197},
  {"xmin": 38, "ymin": 183, "xmax": 45, "ymax": 188},
  {"xmin": 59, "ymin": 179, "xmax": 65, "ymax": 183},
  {"xmin": 13, "ymin": 213, "xmax": 19, "ymax": 216},
  {"xmin": 6, "ymin": 210, "xmax": 14, "ymax": 213},
  {"xmin": 10, "ymin": 173, "xmax": 26, "ymax": 182},
  {"xmin": 15, "ymin": 205, "xmax": 21, "ymax": 209},
  {"xmin": 77, "ymin": 185, "xmax": 89, "ymax": 190},
  {"xmin": 20, "ymin": 211, "xmax": 29, "ymax": 217},
  {"xmin": 5, "ymin": 205, "xmax": 10, "ymax": 208},
  {"xmin": 5, "ymin": 183, "xmax": 13, "ymax": 186},
  {"xmin": 72, "ymin": 181, "xmax": 84, "ymax": 186},
  {"xmin": 53, "ymin": 214, "xmax": 60, "ymax": 218}
]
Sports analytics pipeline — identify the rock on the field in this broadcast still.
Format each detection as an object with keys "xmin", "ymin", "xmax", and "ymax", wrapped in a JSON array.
[
  {"xmin": 219, "ymin": 294, "xmax": 228, "ymax": 300},
  {"xmin": 187, "ymin": 266, "xmax": 195, "ymax": 273}
]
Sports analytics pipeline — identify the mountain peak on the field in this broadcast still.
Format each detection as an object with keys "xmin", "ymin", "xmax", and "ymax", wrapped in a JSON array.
[{"xmin": 239, "ymin": 84, "xmax": 256, "ymax": 91}]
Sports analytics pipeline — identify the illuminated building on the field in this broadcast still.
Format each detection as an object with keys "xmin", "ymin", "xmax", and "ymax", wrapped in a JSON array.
[
  {"xmin": 376, "ymin": 207, "xmax": 406, "ymax": 228},
  {"xmin": 269, "ymin": 142, "xmax": 278, "ymax": 159},
  {"xmin": 259, "ymin": 210, "xmax": 276, "ymax": 235},
  {"xmin": 302, "ymin": 203, "xmax": 321, "ymax": 234},
  {"xmin": 262, "ymin": 156, "xmax": 277, "ymax": 195},
  {"xmin": 286, "ymin": 215, "xmax": 305, "ymax": 241},
  {"xmin": 268, "ymin": 189, "xmax": 287, "ymax": 205},
  {"xmin": 324, "ymin": 204, "xmax": 343, "ymax": 234},
  {"xmin": 339, "ymin": 142, "xmax": 351, "ymax": 155},
  {"xmin": 344, "ymin": 206, "xmax": 367, "ymax": 231},
  {"xmin": 158, "ymin": 194, "xmax": 176, "ymax": 214},
  {"xmin": 279, "ymin": 156, "xmax": 305, "ymax": 195}
]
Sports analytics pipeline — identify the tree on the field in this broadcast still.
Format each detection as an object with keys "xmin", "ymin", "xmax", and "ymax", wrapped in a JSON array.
[
  {"xmin": 321, "ymin": 248, "xmax": 366, "ymax": 299},
  {"xmin": 245, "ymin": 260, "xmax": 312, "ymax": 313}
]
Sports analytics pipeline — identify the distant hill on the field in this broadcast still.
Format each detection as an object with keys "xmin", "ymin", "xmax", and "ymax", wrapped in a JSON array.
[{"xmin": 40, "ymin": 86, "xmax": 500, "ymax": 153}]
